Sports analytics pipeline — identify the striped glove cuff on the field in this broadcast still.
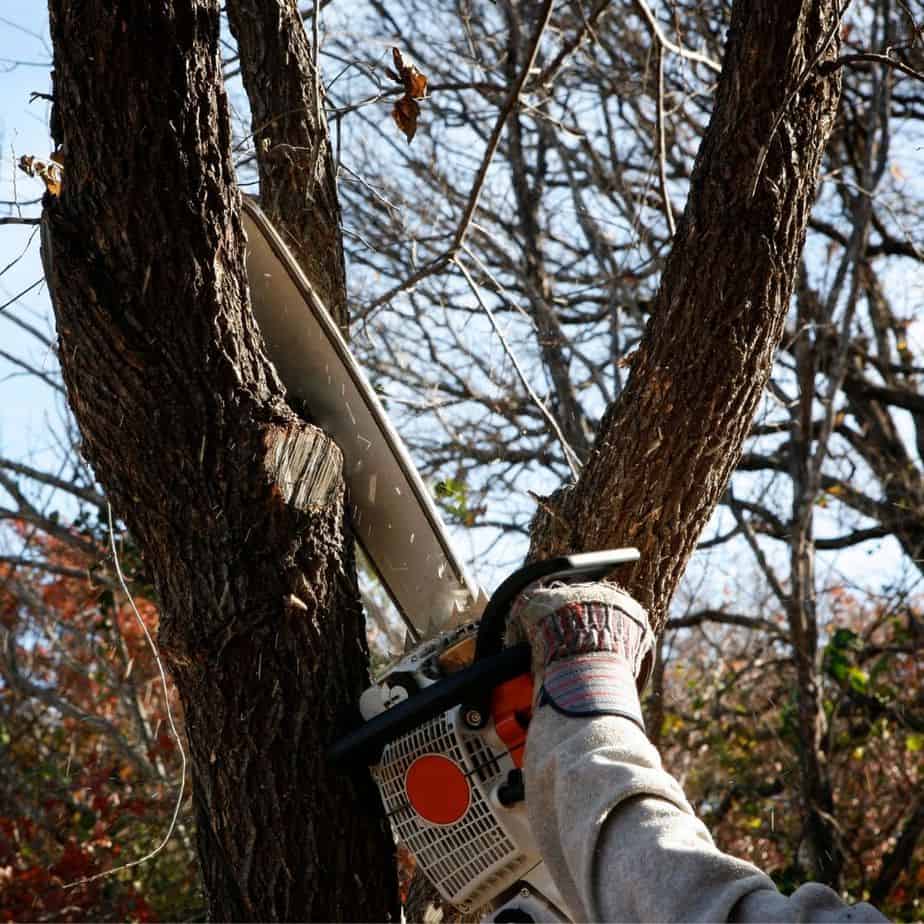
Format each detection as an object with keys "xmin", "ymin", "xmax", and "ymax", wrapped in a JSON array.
[{"xmin": 540, "ymin": 652, "xmax": 645, "ymax": 730}]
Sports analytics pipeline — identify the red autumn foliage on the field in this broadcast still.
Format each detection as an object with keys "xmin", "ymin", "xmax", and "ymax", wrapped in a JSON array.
[
  {"xmin": 0, "ymin": 519, "xmax": 200, "ymax": 922},
  {"xmin": 657, "ymin": 592, "xmax": 923, "ymax": 920}
]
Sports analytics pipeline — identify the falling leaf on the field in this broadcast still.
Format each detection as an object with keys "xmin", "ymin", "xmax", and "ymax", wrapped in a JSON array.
[
  {"xmin": 388, "ymin": 47, "xmax": 428, "ymax": 143},
  {"xmin": 390, "ymin": 47, "xmax": 428, "ymax": 99},
  {"xmin": 392, "ymin": 95, "xmax": 421, "ymax": 143}
]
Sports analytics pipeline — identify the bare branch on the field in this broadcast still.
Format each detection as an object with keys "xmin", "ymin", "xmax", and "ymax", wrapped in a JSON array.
[
  {"xmin": 0, "ymin": 626, "xmax": 152, "ymax": 775},
  {"xmin": 363, "ymin": 0, "xmax": 556, "ymax": 314},
  {"xmin": 0, "ymin": 456, "xmax": 107, "ymax": 509},
  {"xmin": 667, "ymin": 608, "xmax": 786, "ymax": 637},
  {"xmin": 0, "ymin": 346, "xmax": 64, "ymax": 394},
  {"xmin": 727, "ymin": 490, "xmax": 789, "ymax": 605},
  {"xmin": 0, "ymin": 277, "xmax": 44, "ymax": 313},
  {"xmin": 821, "ymin": 51, "xmax": 924, "ymax": 83},
  {"xmin": 454, "ymin": 255, "xmax": 582, "ymax": 478},
  {"xmin": 0, "ymin": 555, "xmax": 98, "ymax": 582},
  {"xmin": 655, "ymin": 44, "xmax": 676, "ymax": 237},
  {"xmin": 537, "ymin": 0, "xmax": 612, "ymax": 87},
  {"xmin": 631, "ymin": 0, "xmax": 722, "ymax": 73}
]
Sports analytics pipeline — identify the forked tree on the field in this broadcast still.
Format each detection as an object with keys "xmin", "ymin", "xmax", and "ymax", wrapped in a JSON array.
[{"xmin": 41, "ymin": 0, "xmax": 843, "ymax": 918}]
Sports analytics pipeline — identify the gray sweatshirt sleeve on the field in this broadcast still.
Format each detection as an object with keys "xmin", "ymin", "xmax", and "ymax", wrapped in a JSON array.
[{"xmin": 524, "ymin": 708, "xmax": 887, "ymax": 923}]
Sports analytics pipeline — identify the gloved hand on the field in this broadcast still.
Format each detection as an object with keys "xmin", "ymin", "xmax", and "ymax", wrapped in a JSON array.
[{"xmin": 507, "ymin": 582, "xmax": 655, "ymax": 731}]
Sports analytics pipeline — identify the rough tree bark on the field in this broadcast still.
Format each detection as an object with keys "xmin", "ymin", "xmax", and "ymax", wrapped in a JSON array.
[
  {"xmin": 530, "ymin": 0, "xmax": 843, "ymax": 631},
  {"xmin": 226, "ymin": 0, "xmax": 349, "ymax": 331},
  {"xmin": 43, "ymin": 1, "xmax": 397, "ymax": 919},
  {"xmin": 528, "ymin": 0, "xmax": 845, "ymax": 890}
]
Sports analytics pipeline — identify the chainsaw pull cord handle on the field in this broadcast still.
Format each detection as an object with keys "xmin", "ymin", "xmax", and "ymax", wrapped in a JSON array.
[{"xmin": 462, "ymin": 549, "xmax": 641, "ymax": 726}]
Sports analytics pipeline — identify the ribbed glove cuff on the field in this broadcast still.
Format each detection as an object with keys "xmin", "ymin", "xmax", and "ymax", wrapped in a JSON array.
[
  {"xmin": 540, "ymin": 653, "xmax": 645, "ymax": 730},
  {"xmin": 509, "ymin": 583, "xmax": 655, "ymax": 693},
  {"xmin": 540, "ymin": 599, "xmax": 651, "ymax": 676}
]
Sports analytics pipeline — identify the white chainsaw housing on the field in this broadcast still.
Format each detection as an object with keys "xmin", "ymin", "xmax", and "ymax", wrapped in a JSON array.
[
  {"xmin": 374, "ymin": 705, "xmax": 536, "ymax": 914},
  {"xmin": 365, "ymin": 628, "xmax": 567, "ymax": 919}
]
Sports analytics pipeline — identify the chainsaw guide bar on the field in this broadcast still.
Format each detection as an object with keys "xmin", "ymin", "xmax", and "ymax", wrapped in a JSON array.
[{"xmin": 242, "ymin": 199, "xmax": 486, "ymax": 641}]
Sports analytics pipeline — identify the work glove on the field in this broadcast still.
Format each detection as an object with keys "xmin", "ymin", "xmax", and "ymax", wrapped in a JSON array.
[{"xmin": 507, "ymin": 582, "xmax": 655, "ymax": 731}]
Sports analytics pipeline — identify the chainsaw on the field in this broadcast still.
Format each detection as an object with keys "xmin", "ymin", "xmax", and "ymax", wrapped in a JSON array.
[{"xmin": 242, "ymin": 200, "xmax": 638, "ymax": 922}]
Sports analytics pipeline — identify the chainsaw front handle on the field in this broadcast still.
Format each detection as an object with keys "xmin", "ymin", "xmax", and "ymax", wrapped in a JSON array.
[
  {"xmin": 327, "ymin": 643, "xmax": 531, "ymax": 766},
  {"xmin": 472, "ymin": 549, "xmax": 641, "ymax": 662},
  {"xmin": 328, "ymin": 549, "xmax": 639, "ymax": 767}
]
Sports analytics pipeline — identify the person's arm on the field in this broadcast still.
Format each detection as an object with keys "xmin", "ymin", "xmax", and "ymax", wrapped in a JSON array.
[{"xmin": 512, "ymin": 584, "xmax": 887, "ymax": 923}]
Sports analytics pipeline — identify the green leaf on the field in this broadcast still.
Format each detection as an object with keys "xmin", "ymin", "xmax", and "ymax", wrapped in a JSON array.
[
  {"xmin": 830, "ymin": 628, "xmax": 858, "ymax": 650},
  {"xmin": 825, "ymin": 648, "xmax": 849, "ymax": 682},
  {"xmin": 846, "ymin": 667, "xmax": 869, "ymax": 694},
  {"xmin": 906, "ymin": 733, "xmax": 924, "ymax": 752},
  {"xmin": 434, "ymin": 477, "xmax": 470, "ymax": 522}
]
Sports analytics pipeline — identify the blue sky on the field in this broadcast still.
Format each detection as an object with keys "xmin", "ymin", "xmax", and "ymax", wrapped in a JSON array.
[
  {"xmin": 0, "ymin": 4, "xmax": 919, "ymax": 610},
  {"xmin": 0, "ymin": 6, "xmax": 60, "ymax": 481}
]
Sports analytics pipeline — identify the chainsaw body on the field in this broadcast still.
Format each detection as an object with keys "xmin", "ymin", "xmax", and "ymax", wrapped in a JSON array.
[
  {"xmin": 331, "ymin": 550, "xmax": 640, "ymax": 921},
  {"xmin": 367, "ymin": 622, "xmax": 545, "ymax": 917}
]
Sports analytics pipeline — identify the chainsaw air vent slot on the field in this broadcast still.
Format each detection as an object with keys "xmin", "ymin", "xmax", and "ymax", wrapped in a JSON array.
[{"xmin": 463, "ymin": 736, "xmax": 502, "ymax": 784}]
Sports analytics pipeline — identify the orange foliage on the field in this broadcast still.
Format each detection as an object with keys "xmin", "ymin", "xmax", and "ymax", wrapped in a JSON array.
[{"xmin": 0, "ymin": 520, "xmax": 199, "ymax": 921}]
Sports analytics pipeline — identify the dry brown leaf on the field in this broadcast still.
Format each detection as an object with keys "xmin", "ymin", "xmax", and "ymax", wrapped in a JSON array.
[
  {"xmin": 404, "ymin": 66, "xmax": 428, "ymax": 100},
  {"xmin": 388, "ymin": 47, "xmax": 428, "ymax": 143},
  {"xmin": 617, "ymin": 349, "xmax": 638, "ymax": 369},
  {"xmin": 43, "ymin": 170, "xmax": 61, "ymax": 197},
  {"xmin": 392, "ymin": 95, "xmax": 421, "ymax": 144},
  {"xmin": 18, "ymin": 153, "xmax": 62, "ymax": 197},
  {"xmin": 390, "ymin": 47, "xmax": 428, "ymax": 99}
]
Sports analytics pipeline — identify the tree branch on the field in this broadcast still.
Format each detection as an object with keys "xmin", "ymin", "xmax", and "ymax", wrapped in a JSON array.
[
  {"xmin": 820, "ymin": 51, "xmax": 924, "ymax": 83},
  {"xmin": 364, "ymin": 0, "xmax": 556, "ymax": 314},
  {"xmin": 631, "ymin": 0, "xmax": 722, "ymax": 73},
  {"xmin": 666, "ymin": 608, "xmax": 785, "ymax": 637},
  {"xmin": 454, "ymin": 255, "xmax": 581, "ymax": 477}
]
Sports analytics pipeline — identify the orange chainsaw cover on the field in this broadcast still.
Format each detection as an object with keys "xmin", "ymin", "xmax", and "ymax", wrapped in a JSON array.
[{"xmin": 491, "ymin": 673, "xmax": 534, "ymax": 768}]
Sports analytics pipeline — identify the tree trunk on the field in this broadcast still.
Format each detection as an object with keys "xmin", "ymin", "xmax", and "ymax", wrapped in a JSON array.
[
  {"xmin": 789, "ymin": 290, "xmax": 841, "ymax": 886},
  {"xmin": 43, "ymin": 1, "xmax": 397, "ymax": 919},
  {"xmin": 530, "ymin": 0, "xmax": 843, "ymax": 635},
  {"xmin": 226, "ymin": 0, "xmax": 349, "ymax": 332}
]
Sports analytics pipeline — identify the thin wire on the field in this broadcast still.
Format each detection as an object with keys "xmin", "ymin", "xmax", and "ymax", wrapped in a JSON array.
[
  {"xmin": 65, "ymin": 502, "xmax": 188, "ymax": 888},
  {"xmin": 453, "ymin": 255, "xmax": 582, "ymax": 479}
]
